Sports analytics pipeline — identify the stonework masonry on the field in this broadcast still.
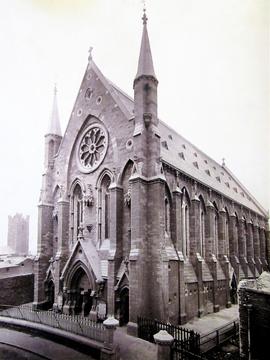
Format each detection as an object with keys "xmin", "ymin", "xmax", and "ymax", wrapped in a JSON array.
[
  {"xmin": 33, "ymin": 12, "xmax": 269, "ymax": 332},
  {"xmin": 7, "ymin": 213, "xmax": 29, "ymax": 255}
]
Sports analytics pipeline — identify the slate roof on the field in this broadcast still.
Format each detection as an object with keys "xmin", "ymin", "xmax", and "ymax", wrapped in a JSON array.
[{"xmin": 106, "ymin": 79, "xmax": 267, "ymax": 218}]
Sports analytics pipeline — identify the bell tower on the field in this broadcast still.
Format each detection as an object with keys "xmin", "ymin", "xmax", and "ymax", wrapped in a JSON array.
[
  {"xmin": 128, "ymin": 10, "xmax": 168, "ymax": 335},
  {"xmin": 33, "ymin": 86, "xmax": 62, "ymax": 308}
]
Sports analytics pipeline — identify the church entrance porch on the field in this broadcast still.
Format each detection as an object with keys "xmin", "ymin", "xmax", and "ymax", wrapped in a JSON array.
[{"xmin": 63, "ymin": 266, "xmax": 93, "ymax": 316}]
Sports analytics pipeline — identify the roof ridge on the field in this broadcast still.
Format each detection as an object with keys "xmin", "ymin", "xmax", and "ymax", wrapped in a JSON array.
[{"xmin": 222, "ymin": 165, "xmax": 268, "ymax": 216}]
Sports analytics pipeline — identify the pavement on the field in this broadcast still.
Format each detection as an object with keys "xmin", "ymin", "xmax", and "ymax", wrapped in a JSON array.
[
  {"xmin": 114, "ymin": 327, "xmax": 156, "ymax": 360},
  {"xmin": 184, "ymin": 305, "xmax": 239, "ymax": 335}
]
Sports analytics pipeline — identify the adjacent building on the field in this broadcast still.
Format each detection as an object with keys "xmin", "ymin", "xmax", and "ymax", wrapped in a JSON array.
[
  {"xmin": 7, "ymin": 213, "xmax": 29, "ymax": 255},
  {"xmin": 33, "ymin": 12, "xmax": 269, "ymax": 334}
]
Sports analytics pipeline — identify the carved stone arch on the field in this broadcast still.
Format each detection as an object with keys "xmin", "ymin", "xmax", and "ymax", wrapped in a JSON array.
[
  {"xmin": 212, "ymin": 200, "xmax": 219, "ymax": 213},
  {"xmin": 198, "ymin": 194, "xmax": 207, "ymax": 213},
  {"xmin": 119, "ymin": 159, "xmax": 134, "ymax": 185},
  {"xmin": 53, "ymin": 185, "xmax": 61, "ymax": 199},
  {"xmin": 96, "ymin": 168, "xmax": 113, "ymax": 189},
  {"xmin": 65, "ymin": 259, "xmax": 96, "ymax": 291},
  {"xmin": 181, "ymin": 186, "xmax": 191, "ymax": 206},
  {"xmin": 69, "ymin": 178, "xmax": 86, "ymax": 197},
  {"xmin": 165, "ymin": 182, "xmax": 173, "ymax": 204}
]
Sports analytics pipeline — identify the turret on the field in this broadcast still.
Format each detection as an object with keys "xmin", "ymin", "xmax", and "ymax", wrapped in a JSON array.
[
  {"xmin": 133, "ymin": 10, "xmax": 160, "ymax": 178},
  {"xmin": 44, "ymin": 85, "xmax": 62, "ymax": 169}
]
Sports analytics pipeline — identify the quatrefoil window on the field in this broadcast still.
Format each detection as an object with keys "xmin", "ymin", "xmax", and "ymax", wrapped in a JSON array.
[{"xmin": 78, "ymin": 124, "xmax": 108, "ymax": 173}]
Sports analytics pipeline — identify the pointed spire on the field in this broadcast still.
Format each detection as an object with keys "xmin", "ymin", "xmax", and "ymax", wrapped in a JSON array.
[
  {"xmin": 47, "ymin": 84, "xmax": 62, "ymax": 136},
  {"xmin": 135, "ymin": 8, "xmax": 156, "ymax": 81}
]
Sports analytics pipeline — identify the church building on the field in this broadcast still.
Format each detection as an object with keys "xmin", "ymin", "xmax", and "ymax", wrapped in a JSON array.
[{"xmin": 33, "ymin": 12, "xmax": 269, "ymax": 333}]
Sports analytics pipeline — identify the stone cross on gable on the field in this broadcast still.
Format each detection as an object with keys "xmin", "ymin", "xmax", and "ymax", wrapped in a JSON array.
[{"xmin": 88, "ymin": 46, "xmax": 93, "ymax": 61}]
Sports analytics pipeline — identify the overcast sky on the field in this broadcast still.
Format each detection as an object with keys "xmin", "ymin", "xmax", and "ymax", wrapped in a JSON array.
[{"xmin": 0, "ymin": 0, "xmax": 269, "ymax": 254}]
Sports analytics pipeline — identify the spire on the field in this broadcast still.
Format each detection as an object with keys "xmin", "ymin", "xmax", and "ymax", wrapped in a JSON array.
[
  {"xmin": 47, "ymin": 84, "xmax": 62, "ymax": 136},
  {"xmin": 135, "ymin": 8, "xmax": 156, "ymax": 82}
]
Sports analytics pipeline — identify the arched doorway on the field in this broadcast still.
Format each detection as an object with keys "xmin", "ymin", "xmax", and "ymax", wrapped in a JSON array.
[
  {"xmin": 119, "ymin": 287, "xmax": 129, "ymax": 326},
  {"xmin": 46, "ymin": 280, "xmax": 55, "ymax": 309},
  {"xmin": 70, "ymin": 267, "xmax": 92, "ymax": 316},
  {"xmin": 230, "ymin": 272, "xmax": 238, "ymax": 304}
]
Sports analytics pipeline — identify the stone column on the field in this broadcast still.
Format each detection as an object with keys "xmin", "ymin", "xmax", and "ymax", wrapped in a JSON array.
[
  {"xmin": 238, "ymin": 218, "xmax": 248, "ymax": 277},
  {"xmin": 229, "ymin": 213, "xmax": 239, "ymax": 280},
  {"xmin": 259, "ymin": 227, "xmax": 267, "ymax": 270},
  {"xmin": 171, "ymin": 188, "xmax": 182, "ymax": 251},
  {"xmin": 205, "ymin": 203, "xmax": 219, "ymax": 312},
  {"xmin": 53, "ymin": 197, "xmax": 69, "ymax": 310},
  {"xmin": 253, "ymin": 224, "xmax": 262, "ymax": 274},
  {"xmin": 33, "ymin": 203, "xmax": 54, "ymax": 308},
  {"xmin": 154, "ymin": 330, "xmax": 174, "ymax": 360},
  {"xmin": 205, "ymin": 203, "xmax": 215, "ymax": 259},
  {"xmin": 179, "ymin": 258, "xmax": 187, "ymax": 324},
  {"xmin": 107, "ymin": 184, "xmax": 123, "ymax": 317},
  {"xmin": 247, "ymin": 221, "xmax": 255, "ymax": 277},
  {"xmin": 101, "ymin": 317, "xmax": 119, "ymax": 360},
  {"xmin": 218, "ymin": 209, "xmax": 226, "ymax": 258},
  {"xmin": 218, "ymin": 209, "xmax": 231, "ymax": 307},
  {"xmin": 128, "ymin": 177, "xmax": 148, "ymax": 336}
]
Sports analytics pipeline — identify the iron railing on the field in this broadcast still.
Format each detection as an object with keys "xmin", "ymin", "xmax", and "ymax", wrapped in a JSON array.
[
  {"xmin": 0, "ymin": 304, "xmax": 106, "ymax": 343},
  {"xmin": 138, "ymin": 316, "xmax": 201, "ymax": 354},
  {"xmin": 200, "ymin": 320, "xmax": 239, "ymax": 353}
]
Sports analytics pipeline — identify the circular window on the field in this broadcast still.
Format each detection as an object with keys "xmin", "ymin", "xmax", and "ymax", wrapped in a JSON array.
[
  {"xmin": 96, "ymin": 96, "xmax": 102, "ymax": 105},
  {"xmin": 126, "ymin": 139, "xmax": 133, "ymax": 150},
  {"xmin": 77, "ymin": 109, "xmax": 82, "ymax": 116},
  {"xmin": 77, "ymin": 123, "xmax": 108, "ymax": 173}
]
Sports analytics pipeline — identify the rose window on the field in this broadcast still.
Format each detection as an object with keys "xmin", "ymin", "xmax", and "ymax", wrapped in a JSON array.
[{"xmin": 78, "ymin": 124, "xmax": 108, "ymax": 172}]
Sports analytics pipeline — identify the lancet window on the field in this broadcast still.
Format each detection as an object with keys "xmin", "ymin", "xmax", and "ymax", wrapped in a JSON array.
[
  {"xmin": 199, "ymin": 197, "xmax": 206, "ymax": 258},
  {"xmin": 71, "ymin": 183, "xmax": 83, "ymax": 243},
  {"xmin": 182, "ymin": 190, "xmax": 190, "ymax": 258},
  {"xmin": 98, "ymin": 174, "xmax": 111, "ymax": 245}
]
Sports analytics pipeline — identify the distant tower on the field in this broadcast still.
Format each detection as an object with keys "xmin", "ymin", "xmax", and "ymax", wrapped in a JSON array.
[{"xmin": 7, "ymin": 213, "xmax": 29, "ymax": 255}]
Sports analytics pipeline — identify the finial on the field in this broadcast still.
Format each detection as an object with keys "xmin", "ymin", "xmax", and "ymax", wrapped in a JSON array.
[
  {"xmin": 222, "ymin": 158, "xmax": 226, "ymax": 167},
  {"xmin": 54, "ymin": 83, "xmax": 57, "ymax": 95},
  {"xmin": 88, "ymin": 46, "xmax": 93, "ymax": 61},
  {"xmin": 142, "ymin": 0, "xmax": 148, "ymax": 25}
]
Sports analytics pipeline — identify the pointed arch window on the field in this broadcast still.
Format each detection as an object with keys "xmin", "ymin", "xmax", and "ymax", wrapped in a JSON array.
[
  {"xmin": 199, "ymin": 198, "xmax": 206, "ymax": 258},
  {"xmin": 214, "ymin": 215, "xmax": 218, "ymax": 256},
  {"xmin": 71, "ymin": 183, "xmax": 83, "ymax": 243},
  {"xmin": 182, "ymin": 193, "xmax": 190, "ymax": 258},
  {"xmin": 225, "ymin": 211, "xmax": 230, "ymax": 256},
  {"xmin": 164, "ymin": 196, "xmax": 171, "ymax": 236},
  {"xmin": 98, "ymin": 174, "xmax": 111, "ymax": 245}
]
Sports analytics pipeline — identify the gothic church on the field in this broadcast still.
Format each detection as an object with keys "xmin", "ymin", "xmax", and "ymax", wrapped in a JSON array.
[{"xmin": 34, "ymin": 12, "xmax": 269, "ymax": 333}]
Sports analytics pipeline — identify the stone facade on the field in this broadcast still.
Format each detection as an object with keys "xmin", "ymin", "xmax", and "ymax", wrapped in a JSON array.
[
  {"xmin": 7, "ymin": 213, "xmax": 29, "ymax": 255},
  {"xmin": 34, "ymin": 13, "xmax": 269, "ymax": 331}
]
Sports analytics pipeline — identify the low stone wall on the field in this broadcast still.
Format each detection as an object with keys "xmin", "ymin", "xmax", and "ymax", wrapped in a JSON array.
[{"xmin": 0, "ymin": 274, "xmax": 34, "ymax": 306}]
